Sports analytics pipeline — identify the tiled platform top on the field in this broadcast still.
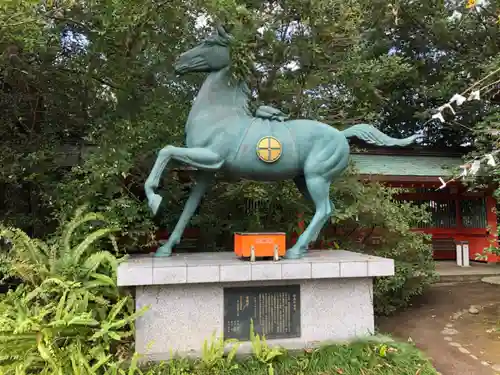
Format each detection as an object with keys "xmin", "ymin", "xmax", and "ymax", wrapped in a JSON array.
[{"xmin": 117, "ymin": 250, "xmax": 394, "ymax": 287}]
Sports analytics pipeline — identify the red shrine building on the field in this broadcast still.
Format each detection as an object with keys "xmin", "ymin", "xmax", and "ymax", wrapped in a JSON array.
[{"xmin": 350, "ymin": 146, "xmax": 499, "ymax": 263}]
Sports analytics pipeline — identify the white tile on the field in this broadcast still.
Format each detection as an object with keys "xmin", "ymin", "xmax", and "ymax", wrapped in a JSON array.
[
  {"xmin": 340, "ymin": 261, "xmax": 368, "ymax": 278},
  {"xmin": 187, "ymin": 265, "xmax": 220, "ymax": 283},
  {"xmin": 251, "ymin": 263, "xmax": 282, "ymax": 281},
  {"xmin": 184, "ymin": 252, "xmax": 235, "ymax": 265},
  {"xmin": 367, "ymin": 259, "xmax": 394, "ymax": 277},
  {"xmin": 123, "ymin": 256, "xmax": 153, "ymax": 267},
  {"xmin": 117, "ymin": 264, "xmax": 153, "ymax": 286},
  {"xmin": 153, "ymin": 256, "xmax": 187, "ymax": 268},
  {"xmin": 311, "ymin": 262, "xmax": 340, "ymax": 279},
  {"xmin": 305, "ymin": 250, "xmax": 373, "ymax": 263},
  {"xmin": 220, "ymin": 265, "xmax": 251, "ymax": 282},
  {"xmin": 153, "ymin": 266, "xmax": 187, "ymax": 284},
  {"xmin": 282, "ymin": 263, "xmax": 311, "ymax": 279}
]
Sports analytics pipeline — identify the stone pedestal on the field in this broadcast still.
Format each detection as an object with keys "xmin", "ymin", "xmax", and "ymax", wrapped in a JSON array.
[{"xmin": 117, "ymin": 250, "xmax": 394, "ymax": 361}]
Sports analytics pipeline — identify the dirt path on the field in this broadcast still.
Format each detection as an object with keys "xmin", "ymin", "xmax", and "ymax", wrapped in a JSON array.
[
  {"xmin": 377, "ymin": 282, "xmax": 500, "ymax": 375},
  {"xmin": 452, "ymin": 302, "xmax": 500, "ymax": 367}
]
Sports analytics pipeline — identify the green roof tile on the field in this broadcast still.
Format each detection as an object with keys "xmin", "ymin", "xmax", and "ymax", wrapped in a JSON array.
[{"xmin": 350, "ymin": 154, "xmax": 462, "ymax": 176}]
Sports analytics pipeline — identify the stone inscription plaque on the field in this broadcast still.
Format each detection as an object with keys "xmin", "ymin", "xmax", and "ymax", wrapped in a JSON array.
[{"xmin": 223, "ymin": 284, "xmax": 301, "ymax": 341}]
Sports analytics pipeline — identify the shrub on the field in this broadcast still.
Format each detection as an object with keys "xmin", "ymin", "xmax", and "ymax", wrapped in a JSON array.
[
  {"xmin": 0, "ymin": 207, "xmax": 147, "ymax": 374},
  {"xmin": 313, "ymin": 166, "xmax": 438, "ymax": 315}
]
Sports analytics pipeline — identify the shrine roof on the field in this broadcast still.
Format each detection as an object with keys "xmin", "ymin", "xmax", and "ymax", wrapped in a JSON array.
[{"xmin": 351, "ymin": 153, "xmax": 462, "ymax": 177}]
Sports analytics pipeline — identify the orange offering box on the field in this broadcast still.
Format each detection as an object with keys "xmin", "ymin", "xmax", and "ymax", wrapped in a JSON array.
[{"xmin": 234, "ymin": 232, "xmax": 286, "ymax": 261}]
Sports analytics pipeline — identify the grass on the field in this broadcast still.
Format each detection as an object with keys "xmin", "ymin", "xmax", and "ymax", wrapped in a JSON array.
[{"xmin": 145, "ymin": 338, "xmax": 438, "ymax": 375}]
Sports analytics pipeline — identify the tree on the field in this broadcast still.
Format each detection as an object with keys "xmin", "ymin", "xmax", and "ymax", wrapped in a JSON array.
[
  {"xmin": 0, "ymin": 0, "xmax": 204, "ymax": 238},
  {"xmin": 351, "ymin": 0, "xmax": 500, "ymax": 148}
]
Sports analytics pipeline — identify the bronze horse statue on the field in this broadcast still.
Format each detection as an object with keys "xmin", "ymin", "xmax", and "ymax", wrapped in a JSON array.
[{"xmin": 144, "ymin": 25, "xmax": 420, "ymax": 259}]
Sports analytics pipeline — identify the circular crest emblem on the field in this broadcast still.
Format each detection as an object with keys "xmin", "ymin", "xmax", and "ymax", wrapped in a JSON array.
[{"xmin": 256, "ymin": 136, "xmax": 282, "ymax": 163}]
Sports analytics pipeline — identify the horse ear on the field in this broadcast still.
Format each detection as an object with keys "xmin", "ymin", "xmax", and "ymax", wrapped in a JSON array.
[
  {"xmin": 216, "ymin": 24, "xmax": 231, "ymax": 42},
  {"xmin": 216, "ymin": 24, "xmax": 228, "ymax": 36}
]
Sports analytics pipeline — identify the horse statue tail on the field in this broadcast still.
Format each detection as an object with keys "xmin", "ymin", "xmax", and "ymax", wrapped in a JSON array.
[{"xmin": 341, "ymin": 124, "xmax": 421, "ymax": 147}]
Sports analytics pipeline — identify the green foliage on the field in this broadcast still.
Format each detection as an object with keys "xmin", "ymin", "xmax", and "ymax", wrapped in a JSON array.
[
  {"xmin": 248, "ymin": 319, "xmax": 284, "ymax": 375},
  {"xmin": 359, "ymin": 0, "xmax": 500, "ymax": 145},
  {"xmin": 0, "ymin": 205, "xmax": 120, "ymax": 285},
  {"xmin": 152, "ymin": 336, "xmax": 438, "ymax": 375},
  {"xmin": 176, "ymin": 325, "xmax": 283, "ymax": 374},
  {"xmin": 166, "ymin": 357, "xmax": 191, "ymax": 375},
  {"xmin": 0, "ymin": 208, "xmax": 148, "ymax": 374},
  {"xmin": 199, "ymin": 331, "xmax": 240, "ymax": 373},
  {"xmin": 333, "ymin": 168, "xmax": 438, "ymax": 315},
  {"xmin": 0, "ymin": 0, "xmax": 200, "ymax": 239}
]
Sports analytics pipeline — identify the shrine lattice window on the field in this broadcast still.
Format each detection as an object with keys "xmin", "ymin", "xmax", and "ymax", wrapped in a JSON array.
[
  {"xmin": 400, "ymin": 197, "xmax": 488, "ymax": 229},
  {"xmin": 411, "ymin": 199, "xmax": 457, "ymax": 229},
  {"xmin": 460, "ymin": 198, "xmax": 487, "ymax": 228}
]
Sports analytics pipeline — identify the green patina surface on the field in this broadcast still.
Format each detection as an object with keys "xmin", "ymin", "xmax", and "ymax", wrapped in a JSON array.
[
  {"xmin": 351, "ymin": 154, "xmax": 462, "ymax": 176},
  {"xmin": 144, "ymin": 25, "xmax": 420, "ymax": 259}
]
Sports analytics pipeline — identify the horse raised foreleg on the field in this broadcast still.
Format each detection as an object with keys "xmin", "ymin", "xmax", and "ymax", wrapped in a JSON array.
[
  {"xmin": 144, "ymin": 146, "xmax": 224, "ymax": 215},
  {"xmin": 156, "ymin": 171, "xmax": 213, "ymax": 257},
  {"xmin": 285, "ymin": 175, "xmax": 332, "ymax": 259}
]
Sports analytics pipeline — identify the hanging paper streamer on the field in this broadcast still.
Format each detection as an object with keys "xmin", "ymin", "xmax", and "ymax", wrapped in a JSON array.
[
  {"xmin": 469, "ymin": 160, "xmax": 481, "ymax": 175},
  {"xmin": 486, "ymin": 154, "xmax": 497, "ymax": 167},
  {"xmin": 450, "ymin": 93, "xmax": 467, "ymax": 106},
  {"xmin": 430, "ymin": 89, "xmax": 482, "ymax": 126},
  {"xmin": 431, "ymin": 112, "xmax": 445, "ymax": 123},
  {"xmin": 468, "ymin": 90, "xmax": 481, "ymax": 101},
  {"xmin": 437, "ymin": 150, "xmax": 499, "ymax": 190},
  {"xmin": 459, "ymin": 164, "xmax": 469, "ymax": 177},
  {"xmin": 424, "ymin": 62, "xmax": 499, "ymax": 189},
  {"xmin": 438, "ymin": 103, "xmax": 456, "ymax": 115}
]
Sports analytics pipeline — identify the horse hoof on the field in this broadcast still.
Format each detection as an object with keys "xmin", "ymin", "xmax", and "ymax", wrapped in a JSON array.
[
  {"xmin": 154, "ymin": 244, "xmax": 172, "ymax": 257},
  {"xmin": 284, "ymin": 248, "xmax": 305, "ymax": 260},
  {"xmin": 148, "ymin": 194, "xmax": 162, "ymax": 216}
]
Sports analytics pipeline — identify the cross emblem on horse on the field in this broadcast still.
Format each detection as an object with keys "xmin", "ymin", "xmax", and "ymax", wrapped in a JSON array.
[
  {"xmin": 144, "ymin": 25, "xmax": 420, "ymax": 259},
  {"xmin": 256, "ymin": 137, "xmax": 282, "ymax": 163}
]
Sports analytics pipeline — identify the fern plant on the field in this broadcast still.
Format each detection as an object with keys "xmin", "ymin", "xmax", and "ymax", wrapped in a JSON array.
[
  {"xmin": 0, "ymin": 205, "xmax": 119, "ymax": 286},
  {"xmin": 199, "ymin": 331, "xmax": 240, "ymax": 373},
  {"xmin": 0, "ymin": 206, "xmax": 148, "ymax": 374},
  {"xmin": 249, "ymin": 320, "xmax": 284, "ymax": 375}
]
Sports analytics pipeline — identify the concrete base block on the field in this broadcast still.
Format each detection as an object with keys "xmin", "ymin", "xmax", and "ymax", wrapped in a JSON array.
[
  {"xmin": 118, "ymin": 250, "xmax": 394, "ymax": 361},
  {"xmin": 135, "ymin": 278, "xmax": 374, "ymax": 360}
]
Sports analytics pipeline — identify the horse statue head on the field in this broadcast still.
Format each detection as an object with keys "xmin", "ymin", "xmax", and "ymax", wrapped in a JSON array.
[{"xmin": 174, "ymin": 25, "xmax": 232, "ymax": 75}]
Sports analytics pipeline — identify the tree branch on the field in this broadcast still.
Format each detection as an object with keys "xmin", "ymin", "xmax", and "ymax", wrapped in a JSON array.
[
  {"xmin": 47, "ymin": 15, "xmax": 93, "ymax": 32},
  {"xmin": 57, "ymin": 67, "xmax": 124, "ymax": 91}
]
